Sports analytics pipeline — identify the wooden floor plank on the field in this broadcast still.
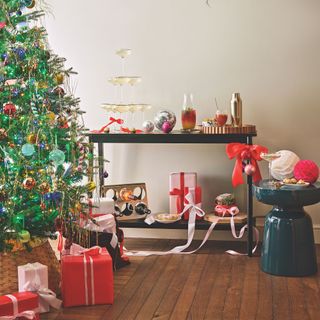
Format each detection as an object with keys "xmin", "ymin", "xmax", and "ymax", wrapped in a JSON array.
[
  {"xmin": 222, "ymin": 255, "xmax": 246, "ymax": 320},
  {"xmin": 135, "ymin": 254, "xmax": 183, "ymax": 320},
  {"xmin": 271, "ymin": 277, "xmax": 290, "ymax": 320},
  {"xmin": 152, "ymin": 255, "xmax": 196, "ymax": 320},
  {"xmin": 203, "ymin": 254, "xmax": 233, "ymax": 320},
  {"xmin": 287, "ymin": 278, "xmax": 310, "ymax": 320},
  {"xmin": 169, "ymin": 254, "xmax": 209, "ymax": 320},
  {"xmin": 238, "ymin": 257, "xmax": 260, "ymax": 320},
  {"xmin": 302, "ymin": 276, "xmax": 320, "ymax": 319},
  {"xmin": 255, "ymin": 270, "xmax": 273, "ymax": 320},
  {"xmin": 187, "ymin": 252, "xmax": 220, "ymax": 319}
]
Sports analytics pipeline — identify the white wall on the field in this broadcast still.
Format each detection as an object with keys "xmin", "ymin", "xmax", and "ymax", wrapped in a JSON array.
[{"xmin": 45, "ymin": 0, "xmax": 320, "ymax": 233}]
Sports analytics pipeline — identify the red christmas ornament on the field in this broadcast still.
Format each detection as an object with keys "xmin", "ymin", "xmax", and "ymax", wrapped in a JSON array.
[
  {"xmin": 244, "ymin": 164, "xmax": 256, "ymax": 176},
  {"xmin": 162, "ymin": 121, "xmax": 172, "ymax": 133},
  {"xmin": 3, "ymin": 103, "xmax": 17, "ymax": 116},
  {"xmin": 0, "ymin": 22, "xmax": 6, "ymax": 30},
  {"xmin": 294, "ymin": 160, "xmax": 319, "ymax": 183}
]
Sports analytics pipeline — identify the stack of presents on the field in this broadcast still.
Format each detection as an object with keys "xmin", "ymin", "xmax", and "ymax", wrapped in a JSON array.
[{"xmin": 0, "ymin": 171, "xmax": 221, "ymax": 318}]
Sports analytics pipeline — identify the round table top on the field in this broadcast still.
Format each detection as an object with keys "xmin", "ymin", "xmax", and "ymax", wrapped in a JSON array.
[{"xmin": 253, "ymin": 180, "xmax": 320, "ymax": 207}]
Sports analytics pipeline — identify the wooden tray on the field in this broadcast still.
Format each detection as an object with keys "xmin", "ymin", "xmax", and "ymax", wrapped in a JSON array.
[
  {"xmin": 202, "ymin": 125, "xmax": 256, "ymax": 134},
  {"xmin": 204, "ymin": 212, "xmax": 247, "ymax": 224}
]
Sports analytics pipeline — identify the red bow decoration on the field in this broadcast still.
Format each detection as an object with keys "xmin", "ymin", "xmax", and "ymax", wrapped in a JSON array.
[
  {"xmin": 91, "ymin": 117, "xmax": 124, "ymax": 133},
  {"xmin": 226, "ymin": 143, "xmax": 268, "ymax": 187}
]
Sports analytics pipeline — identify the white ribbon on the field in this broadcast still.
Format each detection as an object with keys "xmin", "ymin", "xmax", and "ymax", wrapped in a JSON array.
[
  {"xmin": 0, "ymin": 295, "xmax": 35, "ymax": 320},
  {"xmin": 83, "ymin": 254, "xmax": 95, "ymax": 305},
  {"xmin": 83, "ymin": 215, "xmax": 118, "ymax": 249},
  {"xmin": 127, "ymin": 192, "xmax": 259, "ymax": 256},
  {"xmin": 23, "ymin": 282, "xmax": 62, "ymax": 310}
]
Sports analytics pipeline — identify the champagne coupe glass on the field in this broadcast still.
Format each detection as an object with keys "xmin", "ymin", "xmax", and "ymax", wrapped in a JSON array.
[
  {"xmin": 116, "ymin": 48, "xmax": 132, "ymax": 75},
  {"xmin": 260, "ymin": 152, "xmax": 281, "ymax": 184}
]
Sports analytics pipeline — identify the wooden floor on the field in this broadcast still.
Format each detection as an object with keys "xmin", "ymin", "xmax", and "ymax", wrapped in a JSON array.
[{"xmin": 43, "ymin": 239, "xmax": 320, "ymax": 320}]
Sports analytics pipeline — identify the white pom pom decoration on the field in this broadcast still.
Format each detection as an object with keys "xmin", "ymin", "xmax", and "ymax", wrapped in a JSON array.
[{"xmin": 270, "ymin": 150, "xmax": 300, "ymax": 180}]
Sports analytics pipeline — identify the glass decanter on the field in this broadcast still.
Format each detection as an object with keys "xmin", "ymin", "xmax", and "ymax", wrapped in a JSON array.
[{"xmin": 181, "ymin": 93, "xmax": 196, "ymax": 130}]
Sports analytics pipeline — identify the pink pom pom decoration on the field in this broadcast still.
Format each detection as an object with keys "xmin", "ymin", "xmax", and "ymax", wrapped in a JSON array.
[{"xmin": 293, "ymin": 160, "xmax": 319, "ymax": 183}]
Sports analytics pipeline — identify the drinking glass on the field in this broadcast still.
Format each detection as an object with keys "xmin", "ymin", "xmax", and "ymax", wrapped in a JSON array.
[
  {"xmin": 260, "ymin": 152, "xmax": 281, "ymax": 184},
  {"xmin": 214, "ymin": 110, "xmax": 228, "ymax": 126}
]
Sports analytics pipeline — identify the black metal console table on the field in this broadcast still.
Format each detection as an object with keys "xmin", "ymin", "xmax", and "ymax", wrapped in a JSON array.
[{"xmin": 87, "ymin": 131, "xmax": 257, "ymax": 256}]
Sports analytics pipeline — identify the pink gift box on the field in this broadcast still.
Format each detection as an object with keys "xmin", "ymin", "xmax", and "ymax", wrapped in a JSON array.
[{"xmin": 169, "ymin": 172, "xmax": 197, "ymax": 214}]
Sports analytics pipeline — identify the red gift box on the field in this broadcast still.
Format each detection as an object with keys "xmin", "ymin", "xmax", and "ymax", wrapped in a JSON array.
[
  {"xmin": 61, "ymin": 246, "xmax": 114, "ymax": 307},
  {"xmin": 183, "ymin": 186, "xmax": 202, "ymax": 220},
  {"xmin": 0, "ymin": 292, "xmax": 39, "ymax": 320}
]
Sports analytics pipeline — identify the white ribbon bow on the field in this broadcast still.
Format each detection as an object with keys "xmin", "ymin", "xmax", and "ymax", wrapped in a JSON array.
[
  {"xmin": 0, "ymin": 295, "xmax": 35, "ymax": 320},
  {"xmin": 23, "ymin": 282, "xmax": 62, "ymax": 310}
]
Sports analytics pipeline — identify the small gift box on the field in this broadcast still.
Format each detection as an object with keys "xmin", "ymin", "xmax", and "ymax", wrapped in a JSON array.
[
  {"xmin": 169, "ymin": 172, "xmax": 197, "ymax": 214},
  {"xmin": 183, "ymin": 187, "xmax": 202, "ymax": 220},
  {"xmin": 0, "ymin": 292, "xmax": 39, "ymax": 320},
  {"xmin": 18, "ymin": 262, "xmax": 61, "ymax": 313},
  {"xmin": 88, "ymin": 197, "xmax": 114, "ymax": 215},
  {"xmin": 61, "ymin": 245, "xmax": 114, "ymax": 307}
]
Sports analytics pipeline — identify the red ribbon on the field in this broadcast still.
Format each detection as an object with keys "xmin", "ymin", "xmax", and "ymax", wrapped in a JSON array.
[
  {"xmin": 169, "ymin": 172, "xmax": 185, "ymax": 213},
  {"xmin": 226, "ymin": 143, "xmax": 268, "ymax": 187},
  {"xmin": 91, "ymin": 117, "xmax": 124, "ymax": 133}
]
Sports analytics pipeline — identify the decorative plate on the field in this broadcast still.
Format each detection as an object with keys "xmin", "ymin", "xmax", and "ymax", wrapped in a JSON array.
[{"xmin": 155, "ymin": 213, "xmax": 181, "ymax": 224}]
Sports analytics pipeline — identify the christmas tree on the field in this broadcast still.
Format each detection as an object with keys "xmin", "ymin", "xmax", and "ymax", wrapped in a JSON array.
[{"xmin": 0, "ymin": 0, "xmax": 91, "ymax": 252}]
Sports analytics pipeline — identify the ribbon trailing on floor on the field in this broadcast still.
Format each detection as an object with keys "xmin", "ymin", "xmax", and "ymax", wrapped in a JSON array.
[{"xmin": 125, "ymin": 192, "xmax": 259, "ymax": 257}]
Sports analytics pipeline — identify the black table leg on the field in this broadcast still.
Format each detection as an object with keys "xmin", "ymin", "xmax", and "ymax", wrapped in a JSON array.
[
  {"xmin": 247, "ymin": 136, "xmax": 253, "ymax": 256},
  {"xmin": 98, "ymin": 142, "xmax": 104, "ymax": 196}
]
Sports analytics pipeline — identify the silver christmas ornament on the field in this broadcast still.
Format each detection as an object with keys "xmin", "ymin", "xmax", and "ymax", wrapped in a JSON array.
[
  {"xmin": 154, "ymin": 110, "xmax": 176, "ymax": 133},
  {"xmin": 142, "ymin": 120, "xmax": 155, "ymax": 133}
]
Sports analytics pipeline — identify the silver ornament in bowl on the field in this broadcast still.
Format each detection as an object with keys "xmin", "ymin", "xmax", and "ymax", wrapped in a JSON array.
[
  {"xmin": 154, "ymin": 110, "xmax": 176, "ymax": 133},
  {"xmin": 142, "ymin": 120, "xmax": 155, "ymax": 133}
]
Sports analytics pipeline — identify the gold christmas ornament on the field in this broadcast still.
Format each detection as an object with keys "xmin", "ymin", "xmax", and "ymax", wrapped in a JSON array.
[
  {"xmin": 38, "ymin": 181, "xmax": 50, "ymax": 194},
  {"xmin": 19, "ymin": 230, "xmax": 31, "ymax": 243},
  {"xmin": 46, "ymin": 111, "xmax": 56, "ymax": 124},
  {"xmin": 27, "ymin": 133, "xmax": 37, "ymax": 144},
  {"xmin": 0, "ymin": 128, "xmax": 8, "ymax": 140},
  {"xmin": 86, "ymin": 181, "xmax": 96, "ymax": 192},
  {"xmin": 23, "ymin": 177, "xmax": 36, "ymax": 190},
  {"xmin": 55, "ymin": 73, "xmax": 64, "ymax": 85}
]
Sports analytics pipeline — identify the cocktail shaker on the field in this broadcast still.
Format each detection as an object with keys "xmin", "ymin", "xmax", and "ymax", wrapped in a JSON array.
[{"xmin": 230, "ymin": 93, "xmax": 242, "ymax": 127}]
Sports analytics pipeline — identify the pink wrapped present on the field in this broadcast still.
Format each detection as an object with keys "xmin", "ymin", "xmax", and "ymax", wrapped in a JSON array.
[{"xmin": 169, "ymin": 172, "xmax": 197, "ymax": 214}]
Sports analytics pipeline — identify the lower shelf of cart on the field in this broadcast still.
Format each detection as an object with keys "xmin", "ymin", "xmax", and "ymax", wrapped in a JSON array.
[{"xmin": 118, "ymin": 213, "xmax": 248, "ymax": 230}]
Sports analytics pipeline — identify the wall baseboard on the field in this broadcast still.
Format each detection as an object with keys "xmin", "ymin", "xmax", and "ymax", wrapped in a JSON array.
[{"xmin": 124, "ymin": 224, "xmax": 320, "ymax": 244}]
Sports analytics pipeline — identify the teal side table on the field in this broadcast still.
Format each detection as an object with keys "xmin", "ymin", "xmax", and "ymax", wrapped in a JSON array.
[{"xmin": 254, "ymin": 180, "xmax": 320, "ymax": 276}]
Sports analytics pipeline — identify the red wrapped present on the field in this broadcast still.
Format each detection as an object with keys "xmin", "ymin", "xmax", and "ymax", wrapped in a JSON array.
[
  {"xmin": 169, "ymin": 172, "xmax": 197, "ymax": 214},
  {"xmin": 183, "ymin": 186, "xmax": 202, "ymax": 220},
  {"xmin": 61, "ymin": 246, "xmax": 114, "ymax": 307},
  {"xmin": 0, "ymin": 292, "xmax": 39, "ymax": 320}
]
